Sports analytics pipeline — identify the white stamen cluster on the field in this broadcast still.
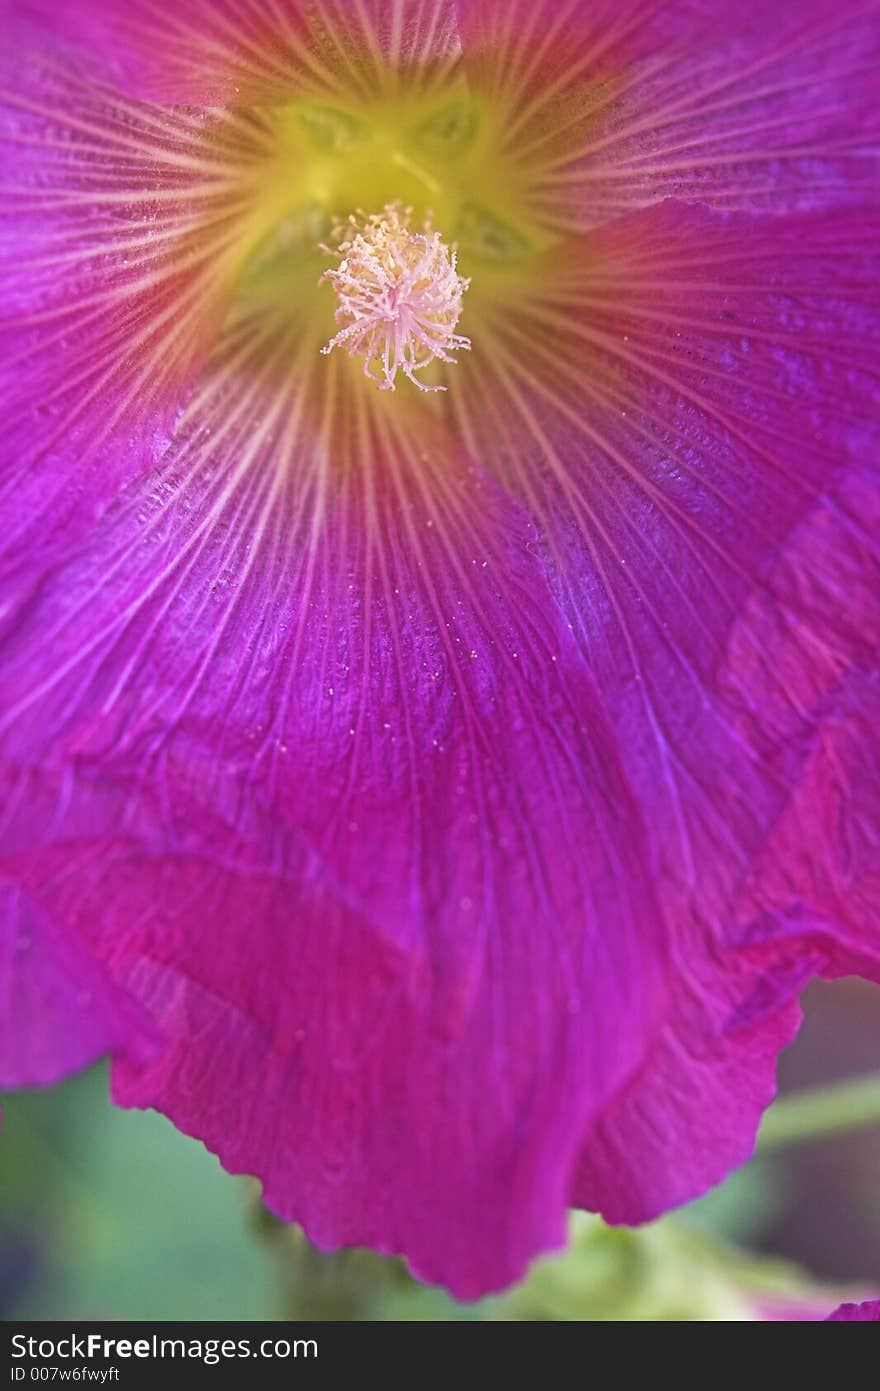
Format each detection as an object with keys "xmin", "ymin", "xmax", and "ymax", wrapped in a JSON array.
[{"xmin": 321, "ymin": 204, "xmax": 470, "ymax": 392}]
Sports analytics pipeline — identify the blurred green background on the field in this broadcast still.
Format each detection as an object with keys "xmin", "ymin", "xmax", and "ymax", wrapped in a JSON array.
[{"xmin": 2, "ymin": 979, "xmax": 879, "ymax": 1321}]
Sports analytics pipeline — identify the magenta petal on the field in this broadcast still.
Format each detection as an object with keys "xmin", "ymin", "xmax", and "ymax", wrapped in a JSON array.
[
  {"xmin": 11, "ymin": 0, "xmax": 315, "ymax": 104},
  {"xmin": 457, "ymin": 0, "xmax": 880, "ymax": 228},
  {"xmin": 827, "ymin": 1300, "xmax": 880, "ymax": 1321},
  {"xmin": 455, "ymin": 200, "xmax": 880, "ymax": 1224},
  {"xmin": 0, "ymin": 877, "xmax": 155, "ymax": 1090},
  {"xmin": 574, "ymin": 463, "xmax": 880, "ymax": 1224},
  {"xmin": 737, "ymin": 466, "xmax": 880, "ymax": 973},
  {"xmin": 0, "ymin": 374, "xmax": 668, "ymax": 1295},
  {"xmin": 0, "ymin": 35, "xmax": 260, "ymax": 608},
  {"xmin": 14, "ymin": 1, "xmax": 460, "ymax": 105}
]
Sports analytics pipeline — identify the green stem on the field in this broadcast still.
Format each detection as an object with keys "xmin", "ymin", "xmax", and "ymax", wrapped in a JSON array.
[{"xmin": 758, "ymin": 1073, "xmax": 880, "ymax": 1153}]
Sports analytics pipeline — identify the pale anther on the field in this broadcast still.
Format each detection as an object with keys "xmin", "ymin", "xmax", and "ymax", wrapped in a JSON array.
[{"xmin": 320, "ymin": 203, "xmax": 470, "ymax": 392}]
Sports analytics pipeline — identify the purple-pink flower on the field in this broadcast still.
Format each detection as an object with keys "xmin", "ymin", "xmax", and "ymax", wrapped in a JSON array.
[
  {"xmin": 827, "ymin": 1300, "xmax": 880, "ymax": 1322},
  {"xmin": 1, "ymin": 0, "xmax": 878, "ymax": 1297}
]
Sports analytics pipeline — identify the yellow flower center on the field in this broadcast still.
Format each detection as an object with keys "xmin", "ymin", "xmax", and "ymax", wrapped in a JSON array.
[{"xmin": 202, "ymin": 78, "xmax": 561, "ymax": 399}]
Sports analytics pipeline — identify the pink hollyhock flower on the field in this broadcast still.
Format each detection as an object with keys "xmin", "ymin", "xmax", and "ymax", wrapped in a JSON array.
[
  {"xmin": 826, "ymin": 1300, "xmax": 880, "ymax": 1321},
  {"xmin": 1, "ymin": 0, "xmax": 879, "ymax": 1297}
]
